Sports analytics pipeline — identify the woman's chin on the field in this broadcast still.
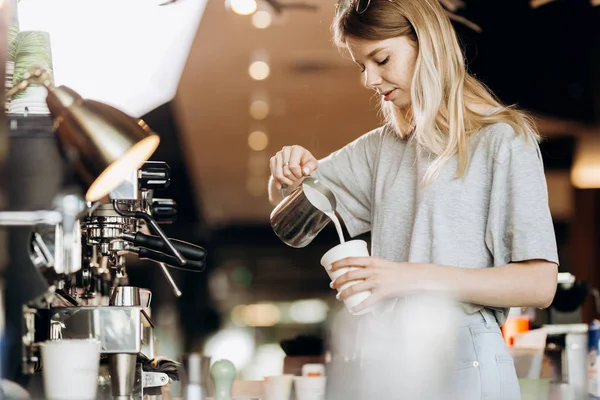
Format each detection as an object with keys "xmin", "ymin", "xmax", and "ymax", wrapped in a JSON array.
[{"xmin": 392, "ymin": 98, "xmax": 411, "ymax": 109}]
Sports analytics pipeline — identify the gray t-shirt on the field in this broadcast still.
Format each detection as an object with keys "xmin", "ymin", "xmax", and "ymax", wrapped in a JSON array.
[{"xmin": 313, "ymin": 122, "xmax": 559, "ymax": 325}]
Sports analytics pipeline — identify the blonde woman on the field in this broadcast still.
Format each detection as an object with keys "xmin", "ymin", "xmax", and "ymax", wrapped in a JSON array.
[{"xmin": 268, "ymin": 0, "xmax": 558, "ymax": 397}]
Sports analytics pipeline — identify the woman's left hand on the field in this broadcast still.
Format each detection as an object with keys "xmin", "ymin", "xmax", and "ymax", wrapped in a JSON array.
[{"xmin": 329, "ymin": 257, "xmax": 423, "ymax": 313}]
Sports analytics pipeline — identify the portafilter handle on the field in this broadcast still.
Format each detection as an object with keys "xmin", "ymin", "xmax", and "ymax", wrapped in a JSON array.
[{"xmin": 121, "ymin": 232, "xmax": 206, "ymax": 262}]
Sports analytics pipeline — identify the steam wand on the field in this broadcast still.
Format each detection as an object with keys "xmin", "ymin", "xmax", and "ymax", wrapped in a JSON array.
[{"xmin": 158, "ymin": 263, "xmax": 182, "ymax": 297}]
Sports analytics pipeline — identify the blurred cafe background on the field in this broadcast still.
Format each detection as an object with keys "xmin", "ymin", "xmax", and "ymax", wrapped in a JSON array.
[{"xmin": 0, "ymin": 0, "xmax": 599, "ymax": 398}]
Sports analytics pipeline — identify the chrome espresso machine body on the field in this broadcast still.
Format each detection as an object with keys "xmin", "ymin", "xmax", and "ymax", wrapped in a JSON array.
[{"xmin": 20, "ymin": 161, "xmax": 206, "ymax": 399}]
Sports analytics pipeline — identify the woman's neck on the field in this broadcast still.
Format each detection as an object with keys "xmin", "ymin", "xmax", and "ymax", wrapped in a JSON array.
[{"xmin": 396, "ymin": 107, "xmax": 414, "ymax": 135}]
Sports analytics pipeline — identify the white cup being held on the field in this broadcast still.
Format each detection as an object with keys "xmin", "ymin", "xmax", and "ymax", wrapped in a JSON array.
[{"xmin": 320, "ymin": 239, "xmax": 372, "ymax": 315}]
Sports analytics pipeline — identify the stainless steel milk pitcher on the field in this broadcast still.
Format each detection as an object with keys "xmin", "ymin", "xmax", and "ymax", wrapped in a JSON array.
[{"xmin": 270, "ymin": 177, "xmax": 337, "ymax": 248}]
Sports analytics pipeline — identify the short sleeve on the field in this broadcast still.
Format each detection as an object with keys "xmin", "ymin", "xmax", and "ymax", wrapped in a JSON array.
[
  {"xmin": 312, "ymin": 127, "xmax": 384, "ymax": 237},
  {"xmin": 485, "ymin": 135, "xmax": 559, "ymax": 266}
]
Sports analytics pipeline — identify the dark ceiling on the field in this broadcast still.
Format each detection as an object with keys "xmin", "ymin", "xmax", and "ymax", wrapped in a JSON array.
[{"xmin": 456, "ymin": 0, "xmax": 599, "ymax": 123}]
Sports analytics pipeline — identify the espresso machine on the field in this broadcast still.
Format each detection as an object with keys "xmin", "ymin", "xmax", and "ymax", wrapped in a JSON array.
[{"xmin": 4, "ymin": 160, "xmax": 206, "ymax": 399}]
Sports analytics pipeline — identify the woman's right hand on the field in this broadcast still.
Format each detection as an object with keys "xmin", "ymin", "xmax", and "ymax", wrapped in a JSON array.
[{"xmin": 269, "ymin": 145, "xmax": 319, "ymax": 190}]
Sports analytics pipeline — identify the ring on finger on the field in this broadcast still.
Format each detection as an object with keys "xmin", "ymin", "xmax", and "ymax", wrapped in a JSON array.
[{"xmin": 283, "ymin": 161, "xmax": 290, "ymax": 167}]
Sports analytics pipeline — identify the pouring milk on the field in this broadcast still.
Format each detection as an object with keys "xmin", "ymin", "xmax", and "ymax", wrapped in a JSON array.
[{"xmin": 303, "ymin": 181, "xmax": 345, "ymax": 244}]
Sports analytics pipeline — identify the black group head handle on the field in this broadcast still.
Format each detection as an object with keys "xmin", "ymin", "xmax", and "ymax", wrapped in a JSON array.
[
  {"xmin": 136, "ymin": 247, "xmax": 205, "ymax": 272},
  {"xmin": 124, "ymin": 232, "xmax": 206, "ymax": 262}
]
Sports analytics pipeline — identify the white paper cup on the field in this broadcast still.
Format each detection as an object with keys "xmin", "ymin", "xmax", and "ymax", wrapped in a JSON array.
[
  {"xmin": 294, "ymin": 376, "xmax": 326, "ymax": 400},
  {"xmin": 320, "ymin": 240, "xmax": 372, "ymax": 315},
  {"xmin": 40, "ymin": 339, "xmax": 101, "ymax": 400},
  {"xmin": 263, "ymin": 374, "xmax": 294, "ymax": 400}
]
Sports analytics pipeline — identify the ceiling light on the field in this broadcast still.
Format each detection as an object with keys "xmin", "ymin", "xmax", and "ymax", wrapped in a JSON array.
[
  {"xmin": 249, "ymin": 100, "xmax": 270, "ymax": 120},
  {"xmin": 249, "ymin": 50, "xmax": 270, "ymax": 81},
  {"xmin": 248, "ymin": 130, "xmax": 269, "ymax": 151},
  {"xmin": 227, "ymin": 0, "xmax": 257, "ymax": 15},
  {"xmin": 248, "ymin": 61, "xmax": 270, "ymax": 81},
  {"xmin": 252, "ymin": 10, "xmax": 272, "ymax": 28}
]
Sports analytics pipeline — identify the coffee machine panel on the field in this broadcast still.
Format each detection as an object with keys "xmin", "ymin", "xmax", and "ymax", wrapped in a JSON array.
[{"xmin": 15, "ymin": 161, "xmax": 206, "ymax": 400}]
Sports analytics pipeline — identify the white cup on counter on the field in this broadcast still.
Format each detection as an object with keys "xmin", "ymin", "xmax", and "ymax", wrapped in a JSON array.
[
  {"xmin": 40, "ymin": 339, "xmax": 101, "ymax": 400},
  {"xmin": 294, "ymin": 376, "xmax": 327, "ymax": 400},
  {"xmin": 320, "ymin": 239, "xmax": 372, "ymax": 315}
]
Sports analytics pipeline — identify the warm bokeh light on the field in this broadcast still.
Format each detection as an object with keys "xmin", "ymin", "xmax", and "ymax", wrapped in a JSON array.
[
  {"xmin": 289, "ymin": 299, "xmax": 329, "ymax": 324},
  {"xmin": 248, "ymin": 61, "xmax": 270, "ymax": 81},
  {"xmin": 248, "ymin": 130, "xmax": 269, "ymax": 151},
  {"xmin": 571, "ymin": 164, "xmax": 600, "ymax": 188},
  {"xmin": 228, "ymin": 0, "xmax": 257, "ymax": 15},
  {"xmin": 231, "ymin": 303, "xmax": 281, "ymax": 326},
  {"xmin": 252, "ymin": 10, "xmax": 272, "ymax": 28},
  {"xmin": 231, "ymin": 305, "xmax": 247, "ymax": 326},
  {"xmin": 571, "ymin": 135, "xmax": 600, "ymax": 189},
  {"xmin": 249, "ymin": 100, "xmax": 270, "ymax": 120}
]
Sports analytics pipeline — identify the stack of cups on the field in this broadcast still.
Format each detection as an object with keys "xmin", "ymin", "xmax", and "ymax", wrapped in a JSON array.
[
  {"xmin": 5, "ymin": 1, "xmax": 19, "ymax": 112},
  {"xmin": 320, "ymin": 239, "xmax": 373, "ymax": 315},
  {"xmin": 9, "ymin": 30, "xmax": 54, "ymax": 115},
  {"xmin": 5, "ymin": 61, "xmax": 14, "ymax": 112}
]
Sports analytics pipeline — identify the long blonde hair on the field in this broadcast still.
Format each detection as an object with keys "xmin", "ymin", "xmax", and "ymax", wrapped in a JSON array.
[{"xmin": 332, "ymin": 0, "xmax": 540, "ymax": 181}]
